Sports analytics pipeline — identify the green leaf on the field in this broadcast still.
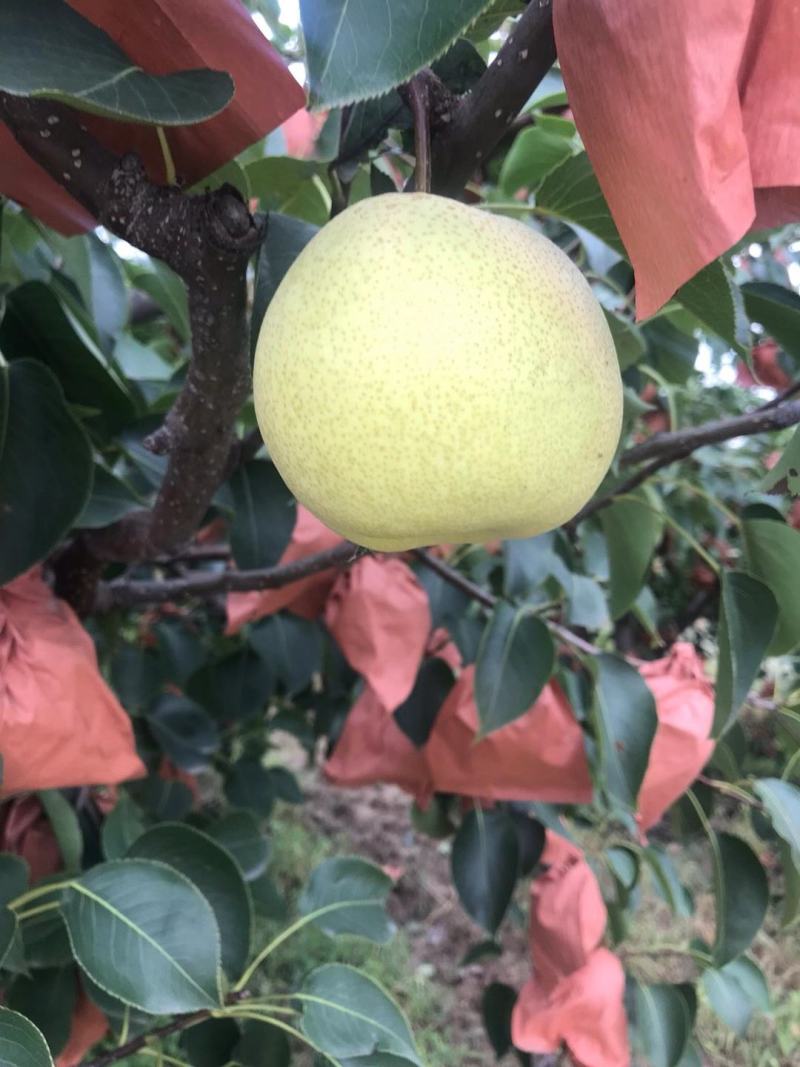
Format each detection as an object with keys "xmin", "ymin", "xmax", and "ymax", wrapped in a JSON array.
[
  {"xmin": 481, "ymin": 982, "xmax": 517, "ymax": 1059},
  {"xmin": 131, "ymin": 264, "xmax": 190, "ymax": 343},
  {"xmin": 250, "ymin": 214, "xmax": 319, "ymax": 361},
  {"xmin": 753, "ymin": 778, "xmax": 800, "ymax": 866},
  {"xmin": 19, "ymin": 888, "xmax": 72, "ymax": 969},
  {"xmin": 37, "ymin": 791, "xmax": 82, "ymax": 875},
  {"xmin": 180, "ymin": 1020, "xmax": 241, "ymax": 1067},
  {"xmin": 233, "ymin": 1020, "xmax": 290, "ymax": 1067},
  {"xmin": 110, "ymin": 644, "xmax": 163, "ymax": 716},
  {"xmin": 0, "ymin": 855, "xmax": 29, "ymax": 907},
  {"xmin": 225, "ymin": 758, "xmax": 275, "ymax": 818},
  {"xmin": 6, "ymin": 969, "xmax": 75, "ymax": 1057},
  {"xmin": 535, "ymin": 152, "xmax": 626, "ymax": 256},
  {"xmin": 299, "ymin": 857, "xmax": 395, "ymax": 944},
  {"xmin": 0, "ymin": 1008, "xmax": 54, "ymax": 1067},
  {"xmin": 761, "ymin": 425, "xmax": 800, "ymax": 497},
  {"xmin": 474, "ymin": 603, "xmax": 555, "ymax": 736},
  {"xmin": 702, "ymin": 957, "xmax": 770, "ymax": 1037},
  {"xmin": 249, "ymin": 614, "xmax": 323, "ymax": 696},
  {"xmin": 642, "ymin": 847, "xmax": 692, "ymax": 918},
  {"xmin": 209, "ymin": 812, "xmax": 271, "ymax": 881},
  {"xmin": 0, "ymin": 359, "xmax": 92, "ymax": 584},
  {"xmin": 52, "ymin": 234, "xmax": 127, "ymax": 342},
  {"xmin": 1, "ymin": 281, "xmax": 134, "ymax": 435},
  {"xmin": 467, "ymin": 0, "xmax": 526, "ymax": 40},
  {"xmin": 712, "ymin": 833, "xmax": 768, "ymax": 966},
  {"xmin": 301, "ymin": 964, "xmax": 421, "ymax": 1064},
  {"xmin": 713, "ymin": 571, "xmax": 777, "ymax": 735},
  {"xmin": 605, "ymin": 309, "xmax": 647, "ymax": 371},
  {"xmin": 0, "ymin": 0, "xmax": 233, "ymax": 124},
  {"xmin": 565, "ymin": 574, "xmax": 610, "ymax": 632},
  {"xmin": 592, "ymin": 654, "xmax": 657, "ymax": 811},
  {"xmin": 299, "ymin": 0, "xmax": 494, "ymax": 108},
  {"xmin": 0, "ymin": 892, "xmax": 17, "ymax": 955},
  {"xmin": 61, "ymin": 859, "xmax": 222, "ymax": 1014},
  {"xmin": 77, "ymin": 464, "xmax": 143, "ymax": 529},
  {"xmin": 82, "ymin": 976, "xmax": 153, "ymax": 1040},
  {"xmin": 742, "ymin": 281, "xmax": 800, "ymax": 360},
  {"xmin": 147, "ymin": 694, "xmax": 220, "ymax": 772},
  {"xmin": 155, "ymin": 621, "xmax": 206, "ymax": 686},
  {"xmin": 451, "ymin": 808, "xmax": 518, "ymax": 934},
  {"xmin": 113, "ymin": 335, "xmax": 175, "ymax": 382},
  {"xmin": 601, "ymin": 488, "xmax": 664, "ymax": 619},
  {"xmin": 499, "ymin": 126, "xmax": 574, "ymax": 195},
  {"xmin": 742, "ymin": 518, "xmax": 800, "ymax": 654},
  {"xmin": 229, "ymin": 460, "xmax": 296, "ymax": 571},
  {"xmin": 246, "ymin": 158, "xmax": 330, "ymax": 225},
  {"xmin": 394, "ymin": 657, "xmax": 456, "ymax": 746},
  {"xmin": 188, "ymin": 648, "xmax": 272, "ymax": 722},
  {"xmin": 128, "ymin": 823, "xmax": 253, "ymax": 984},
  {"xmin": 248, "ymin": 874, "xmax": 288, "ymax": 922},
  {"xmin": 675, "ymin": 259, "xmax": 748, "ymax": 356},
  {"xmin": 779, "ymin": 840, "xmax": 800, "ymax": 928},
  {"xmin": 338, "ymin": 93, "xmax": 409, "ymax": 164},
  {"xmin": 632, "ymin": 982, "xmax": 695, "ymax": 1067},
  {"xmin": 101, "ymin": 791, "xmax": 147, "ymax": 861}
]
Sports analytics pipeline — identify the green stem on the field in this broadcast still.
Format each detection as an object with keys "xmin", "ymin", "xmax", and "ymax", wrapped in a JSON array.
[
  {"xmin": 616, "ymin": 493, "xmax": 721, "ymax": 576},
  {"xmin": 8, "ymin": 878, "xmax": 75, "ymax": 911},
  {"xmin": 653, "ymin": 475, "xmax": 740, "ymax": 528},
  {"xmin": 15, "ymin": 901, "xmax": 61, "ymax": 922}
]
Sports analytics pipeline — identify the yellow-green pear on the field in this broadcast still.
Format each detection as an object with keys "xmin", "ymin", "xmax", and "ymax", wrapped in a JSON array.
[{"xmin": 253, "ymin": 193, "xmax": 622, "ymax": 551}]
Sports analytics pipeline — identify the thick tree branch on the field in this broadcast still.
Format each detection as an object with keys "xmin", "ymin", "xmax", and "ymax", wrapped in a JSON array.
[
  {"xmin": 431, "ymin": 0, "xmax": 556, "ymax": 197},
  {"xmin": 95, "ymin": 542, "xmax": 365, "ymax": 611},
  {"xmin": 0, "ymin": 93, "xmax": 264, "ymax": 566}
]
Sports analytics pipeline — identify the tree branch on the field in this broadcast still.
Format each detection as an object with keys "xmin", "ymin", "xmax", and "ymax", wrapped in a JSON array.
[
  {"xmin": 572, "ymin": 395, "xmax": 800, "ymax": 525},
  {"xmin": 431, "ymin": 0, "xmax": 556, "ymax": 197},
  {"xmin": 0, "ymin": 93, "xmax": 264, "ymax": 568},
  {"xmin": 95, "ymin": 541, "xmax": 366, "ymax": 611}
]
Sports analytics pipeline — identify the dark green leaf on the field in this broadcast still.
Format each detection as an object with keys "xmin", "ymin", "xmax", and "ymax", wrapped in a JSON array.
[
  {"xmin": 6, "ymin": 969, "xmax": 75, "ymax": 1057},
  {"xmin": 642, "ymin": 847, "xmax": 692, "ymax": 918},
  {"xmin": 61, "ymin": 859, "xmax": 222, "ymax": 1013},
  {"xmin": 81, "ymin": 975, "xmax": 152, "ymax": 1039},
  {"xmin": 339, "ymin": 93, "xmax": 409, "ymax": 164},
  {"xmin": 451, "ymin": 808, "xmax": 518, "ymax": 934},
  {"xmin": 52, "ymin": 234, "xmax": 127, "ymax": 341},
  {"xmin": 601, "ymin": 488, "xmax": 664, "ymax": 619},
  {"xmin": 299, "ymin": 0, "xmax": 493, "ymax": 109},
  {"xmin": 249, "ymin": 873, "xmax": 287, "ymax": 921},
  {"xmin": 209, "ymin": 812, "xmax": 271, "ymax": 881},
  {"xmin": 467, "ymin": 0, "xmax": 526, "ymax": 40},
  {"xmin": 675, "ymin": 260, "xmax": 748, "ymax": 356},
  {"xmin": 779, "ymin": 840, "xmax": 800, "ymax": 928},
  {"xmin": 180, "ymin": 1019, "xmax": 240, "ymax": 1067},
  {"xmin": 742, "ymin": 518, "xmax": 800, "ymax": 654},
  {"xmin": 128, "ymin": 822, "xmax": 253, "ymax": 982},
  {"xmin": 632, "ymin": 982, "xmax": 695, "ymax": 1067},
  {"xmin": 712, "ymin": 833, "xmax": 768, "ymax": 966},
  {"xmin": 0, "ymin": 855, "xmax": 29, "ymax": 907},
  {"xmin": 761, "ymin": 425, "xmax": 800, "ymax": 496},
  {"xmin": 113, "ymin": 335, "xmax": 175, "ymax": 382},
  {"xmin": 77, "ymin": 465, "xmax": 143, "ymax": 529},
  {"xmin": 129, "ymin": 775, "xmax": 194, "ymax": 821},
  {"xmin": 753, "ymin": 778, "xmax": 800, "ymax": 866},
  {"xmin": 37, "ymin": 791, "xmax": 82, "ymax": 875},
  {"xmin": 536, "ymin": 152, "xmax": 626, "ymax": 256},
  {"xmin": 110, "ymin": 643, "xmax": 163, "ymax": 715},
  {"xmin": 592, "ymin": 654, "xmax": 657, "ymax": 811},
  {"xmin": 233, "ymin": 1020, "xmax": 290, "ymax": 1067},
  {"xmin": 0, "ymin": 909, "xmax": 17, "ymax": 970},
  {"xmin": 155, "ymin": 621, "xmax": 206, "ymax": 686},
  {"xmin": 394, "ymin": 658, "xmax": 455, "ymax": 746},
  {"xmin": 268, "ymin": 766, "xmax": 304, "ymax": 805},
  {"xmin": 229, "ymin": 460, "xmax": 296, "ymax": 570},
  {"xmin": 742, "ymin": 281, "xmax": 800, "ymax": 360},
  {"xmin": 299, "ymin": 856, "xmax": 394, "ymax": 943},
  {"xmin": 1, "ymin": 281, "xmax": 134, "ymax": 435},
  {"xmin": 301, "ymin": 964, "xmax": 421, "ymax": 1063},
  {"xmin": 702, "ymin": 958, "xmax": 770, "ymax": 1037},
  {"xmin": 0, "ymin": 1008, "xmax": 55, "ymax": 1067},
  {"xmin": 713, "ymin": 571, "xmax": 777, "ymax": 735},
  {"xmin": 565, "ymin": 574, "xmax": 610, "ymax": 632},
  {"xmin": 249, "ymin": 614, "xmax": 323, "ymax": 695},
  {"xmin": 147, "ymin": 693, "xmax": 219, "ymax": 772},
  {"xmin": 0, "ymin": 0, "xmax": 233, "ymax": 124},
  {"xmin": 225, "ymin": 758, "xmax": 275, "ymax": 818},
  {"xmin": 474, "ymin": 604, "xmax": 555, "ymax": 736},
  {"xmin": 431, "ymin": 38, "xmax": 486, "ymax": 94},
  {"xmin": 415, "ymin": 566, "xmax": 472, "ymax": 629},
  {"xmin": 250, "ymin": 214, "xmax": 319, "ymax": 360},
  {"xmin": 0, "ymin": 359, "xmax": 92, "ymax": 584},
  {"xmin": 19, "ymin": 891, "xmax": 72, "ymax": 969},
  {"xmin": 187, "ymin": 648, "xmax": 272, "ymax": 722},
  {"xmin": 101, "ymin": 791, "xmax": 147, "ymax": 861},
  {"xmin": 481, "ymin": 982, "xmax": 517, "ymax": 1058}
]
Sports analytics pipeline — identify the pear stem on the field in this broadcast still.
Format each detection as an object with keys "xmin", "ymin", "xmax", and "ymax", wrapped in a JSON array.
[{"xmin": 408, "ymin": 74, "xmax": 432, "ymax": 194}]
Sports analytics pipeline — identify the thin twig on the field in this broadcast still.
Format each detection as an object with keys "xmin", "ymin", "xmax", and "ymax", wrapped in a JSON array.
[{"xmin": 96, "ymin": 542, "xmax": 367, "ymax": 611}]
